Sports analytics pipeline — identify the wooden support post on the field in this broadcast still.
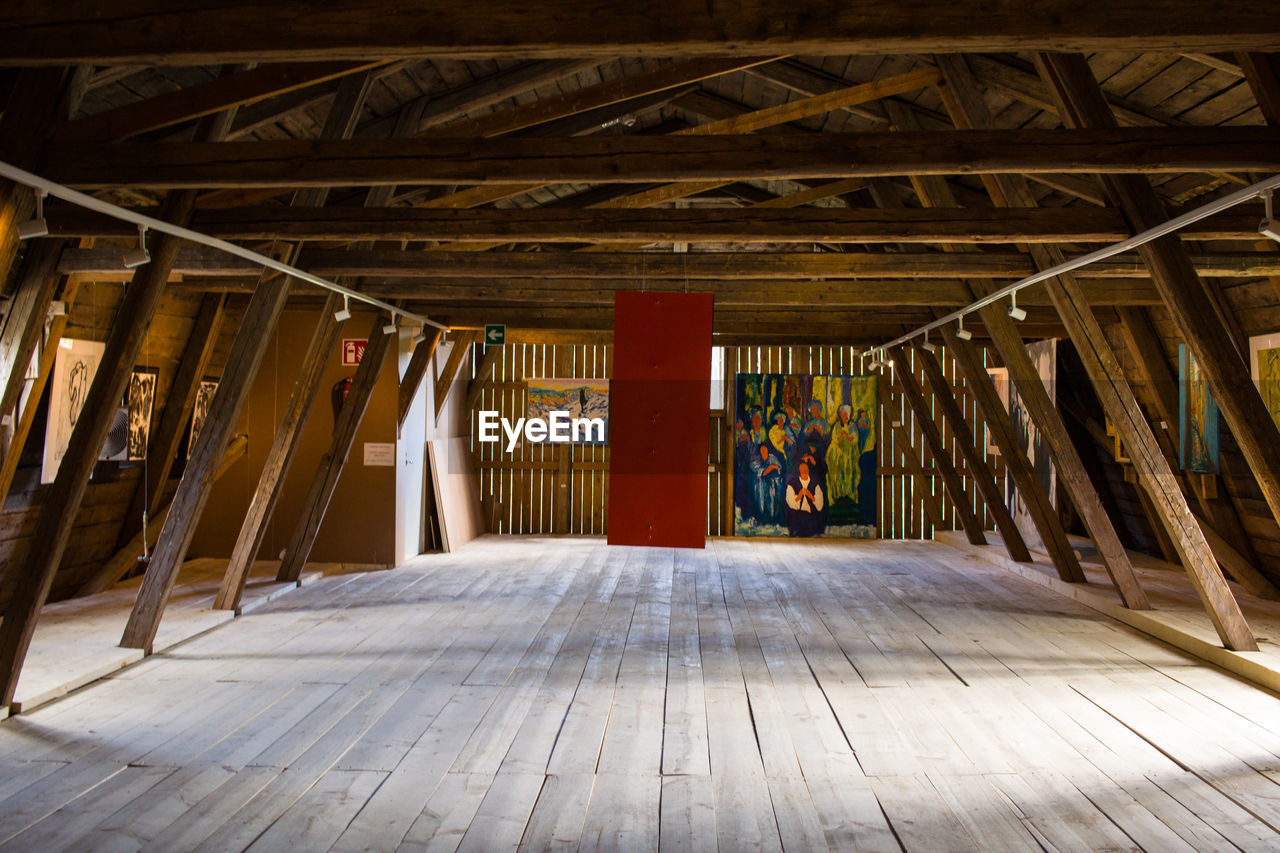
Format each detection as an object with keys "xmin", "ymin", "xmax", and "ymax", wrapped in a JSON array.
[
  {"xmin": 0, "ymin": 77, "xmax": 213, "ymax": 701},
  {"xmin": 214, "ymin": 292, "xmax": 342, "ymax": 610},
  {"xmin": 0, "ymin": 194, "xmax": 209, "ymax": 698},
  {"xmin": 121, "ymin": 262, "xmax": 294, "ymax": 650},
  {"xmin": 934, "ymin": 52, "xmax": 1150, "ymax": 608},
  {"xmin": 211, "ymin": 71, "xmax": 382, "ymax": 612},
  {"xmin": 434, "ymin": 331, "xmax": 478, "ymax": 420},
  {"xmin": 0, "ymin": 240, "xmax": 63, "ymax": 453},
  {"xmin": 887, "ymin": 345, "xmax": 987, "ymax": 545},
  {"xmin": 120, "ymin": 70, "xmax": 378, "ymax": 645},
  {"xmin": 276, "ymin": 313, "xmax": 395, "ymax": 583},
  {"xmin": 913, "ymin": 340, "xmax": 1033, "ymax": 561},
  {"xmin": 117, "ymin": 292, "xmax": 226, "ymax": 548},
  {"xmin": 942, "ymin": 331, "xmax": 1087, "ymax": 582},
  {"xmin": 1035, "ymin": 51, "xmax": 1280, "ymax": 541},
  {"xmin": 398, "ymin": 328, "xmax": 444, "ymax": 429}
]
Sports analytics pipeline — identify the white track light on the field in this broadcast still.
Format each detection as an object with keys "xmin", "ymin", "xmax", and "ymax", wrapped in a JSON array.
[
  {"xmin": 333, "ymin": 294, "xmax": 352, "ymax": 323},
  {"xmin": 17, "ymin": 189, "xmax": 47, "ymax": 240},
  {"xmin": 955, "ymin": 316, "xmax": 973, "ymax": 341},
  {"xmin": 382, "ymin": 311, "xmax": 398, "ymax": 335},
  {"xmin": 122, "ymin": 223, "xmax": 150, "ymax": 268},
  {"xmin": 921, "ymin": 332, "xmax": 936, "ymax": 354},
  {"xmin": 412, "ymin": 330, "xmax": 426, "ymax": 345},
  {"xmin": 1261, "ymin": 190, "xmax": 1280, "ymax": 243},
  {"xmin": 1007, "ymin": 292, "xmax": 1027, "ymax": 322}
]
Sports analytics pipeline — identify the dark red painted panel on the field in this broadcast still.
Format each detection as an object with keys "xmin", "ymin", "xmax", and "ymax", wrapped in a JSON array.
[{"xmin": 608, "ymin": 291, "xmax": 713, "ymax": 548}]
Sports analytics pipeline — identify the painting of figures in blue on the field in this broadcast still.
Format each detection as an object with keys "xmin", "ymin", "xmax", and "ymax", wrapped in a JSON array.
[{"xmin": 733, "ymin": 373, "xmax": 877, "ymax": 538}]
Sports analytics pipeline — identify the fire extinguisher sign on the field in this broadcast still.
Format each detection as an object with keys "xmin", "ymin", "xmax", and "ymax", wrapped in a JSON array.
[{"xmin": 341, "ymin": 338, "xmax": 367, "ymax": 366}]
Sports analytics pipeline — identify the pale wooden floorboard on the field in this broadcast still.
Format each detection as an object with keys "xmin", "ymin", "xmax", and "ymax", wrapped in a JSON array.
[{"xmin": 1, "ymin": 537, "xmax": 1279, "ymax": 850}]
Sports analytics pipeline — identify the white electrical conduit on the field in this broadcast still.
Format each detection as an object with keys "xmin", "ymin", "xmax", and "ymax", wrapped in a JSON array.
[
  {"xmin": 866, "ymin": 171, "xmax": 1280, "ymax": 363},
  {"xmin": 0, "ymin": 158, "xmax": 449, "ymax": 332}
]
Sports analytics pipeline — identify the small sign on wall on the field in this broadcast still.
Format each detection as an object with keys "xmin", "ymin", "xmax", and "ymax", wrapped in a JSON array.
[
  {"xmin": 342, "ymin": 338, "xmax": 367, "ymax": 366},
  {"xmin": 363, "ymin": 441, "xmax": 396, "ymax": 467}
]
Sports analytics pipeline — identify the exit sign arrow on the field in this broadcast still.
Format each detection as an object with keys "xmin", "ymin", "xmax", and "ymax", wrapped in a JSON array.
[{"xmin": 485, "ymin": 324, "xmax": 505, "ymax": 344}]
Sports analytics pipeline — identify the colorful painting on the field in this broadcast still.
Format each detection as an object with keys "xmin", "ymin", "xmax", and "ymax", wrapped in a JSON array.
[
  {"xmin": 526, "ymin": 377, "xmax": 609, "ymax": 443},
  {"xmin": 1006, "ymin": 339, "xmax": 1056, "ymax": 549},
  {"xmin": 733, "ymin": 373, "xmax": 877, "ymax": 538},
  {"xmin": 1249, "ymin": 332, "xmax": 1280, "ymax": 430},
  {"xmin": 42, "ymin": 338, "xmax": 105, "ymax": 483},
  {"xmin": 984, "ymin": 366, "xmax": 1010, "ymax": 455},
  {"xmin": 1180, "ymin": 344, "xmax": 1220, "ymax": 473}
]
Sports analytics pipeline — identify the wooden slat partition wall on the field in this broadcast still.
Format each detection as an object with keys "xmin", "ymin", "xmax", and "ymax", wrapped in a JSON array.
[{"xmin": 470, "ymin": 339, "xmax": 1013, "ymax": 539}]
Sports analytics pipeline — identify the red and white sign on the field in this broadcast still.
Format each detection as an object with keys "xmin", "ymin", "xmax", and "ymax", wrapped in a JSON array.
[{"xmin": 341, "ymin": 338, "xmax": 367, "ymax": 366}]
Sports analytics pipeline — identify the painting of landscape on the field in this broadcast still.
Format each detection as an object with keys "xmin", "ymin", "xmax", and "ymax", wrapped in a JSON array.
[{"xmin": 526, "ymin": 378, "xmax": 609, "ymax": 443}]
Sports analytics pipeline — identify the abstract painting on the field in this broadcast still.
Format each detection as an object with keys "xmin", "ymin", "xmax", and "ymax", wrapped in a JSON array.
[
  {"xmin": 733, "ymin": 373, "xmax": 877, "ymax": 538},
  {"xmin": 526, "ymin": 377, "xmax": 609, "ymax": 443},
  {"xmin": 126, "ymin": 368, "xmax": 157, "ymax": 460},
  {"xmin": 1249, "ymin": 332, "xmax": 1280, "ymax": 430},
  {"xmin": 42, "ymin": 338, "xmax": 105, "ymax": 483},
  {"xmin": 187, "ymin": 379, "xmax": 217, "ymax": 460},
  {"xmin": 1180, "ymin": 343, "xmax": 1220, "ymax": 473},
  {"xmin": 1005, "ymin": 339, "xmax": 1056, "ymax": 549}
]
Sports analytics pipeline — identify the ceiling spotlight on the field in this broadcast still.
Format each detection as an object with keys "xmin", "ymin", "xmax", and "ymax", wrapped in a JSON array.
[
  {"xmin": 1007, "ymin": 292, "xmax": 1027, "ymax": 322},
  {"xmin": 955, "ymin": 316, "xmax": 973, "ymax": 341},
  {"xmin": 921, "ymin": 332, "xmax": 937, "ymax": 354},
  {"xmin": 1261, "ymin": 190, "xmax": 1280, "ymax": 243},
  {"xmin": 382, "ymin": 311, "xmax": 398, "ymax": 335},
  {"xmin": 17, "ymin": 189, "xmax": 48, "ymax": 240},
  {"xmin": 412, "ymin": 330, "xmax": 426, "ymax": 345},
  {"xmin": 333, "ymin": 294, "xmax": 352, "ymax": 323},
  {"xmin": 122, "ymin": 223, "xmax": 151, "ymax": 269}
]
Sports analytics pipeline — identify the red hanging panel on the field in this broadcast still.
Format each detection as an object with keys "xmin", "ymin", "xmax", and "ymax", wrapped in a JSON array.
[{"xmin": 608, "ymin": 291, "xmax": 713, "ymax": 548}]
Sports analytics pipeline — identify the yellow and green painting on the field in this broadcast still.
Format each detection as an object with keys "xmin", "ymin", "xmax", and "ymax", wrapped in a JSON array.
[
  {"xmin": 1179, "ymin": 344, "xmax": 1219, "ymax": 474},
  {"xmin": 733, "ymin": 373, "xmax": 877, "ymax": 538}
]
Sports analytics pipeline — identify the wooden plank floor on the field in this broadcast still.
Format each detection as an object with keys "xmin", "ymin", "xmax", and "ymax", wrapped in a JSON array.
[
  {"xmin": 12, "ymin": 559, "xmax": 325, "ymax": 714},
  {"xmin": 3, "ymin": 535, "xmax": 1280, "ymax": 851}
]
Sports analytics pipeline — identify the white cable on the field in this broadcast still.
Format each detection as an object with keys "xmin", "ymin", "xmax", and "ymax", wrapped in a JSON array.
[
  {"xmin": 0, "ymin": 158, "xmax": 448, "ymax": 332},
  {"xmin": 867, "ymin": 171, "xmax": 1280, "ymax": 359}
]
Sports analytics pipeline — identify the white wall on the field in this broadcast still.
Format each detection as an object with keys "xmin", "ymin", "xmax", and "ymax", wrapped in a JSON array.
[{"xmin": 394, "ymin": 335, "xmax": 473, "ymax": 563}]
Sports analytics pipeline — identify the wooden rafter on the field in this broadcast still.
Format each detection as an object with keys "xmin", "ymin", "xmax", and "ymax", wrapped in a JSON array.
[
  {"xmin": 52, "ymin": 60, "xmax": 384, "ymax": 142},
  {"xmin": 4, "ymin": 3, "xmax": 1279, "ymax": 64},
  {"xmin": 38, "ymin": 128, "xmax": 1280, "ymax": 189},
  {"xmin": 1035, "ymin": 51, "xmax": 1280, "ymax": 561},
  {"xmin": 44, "ymin": 204, "xmax": 1268, "ymax": 244}
]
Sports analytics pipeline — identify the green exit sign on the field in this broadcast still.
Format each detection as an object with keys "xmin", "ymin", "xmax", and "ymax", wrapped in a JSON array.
[{"xmin": 484, "ymin": 324, "xmax": 505, "ymax": 345}]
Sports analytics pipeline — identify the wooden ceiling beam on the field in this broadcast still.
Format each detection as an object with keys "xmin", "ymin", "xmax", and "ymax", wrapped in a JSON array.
[
  {"xmin": 43, "ymin": 204, "xmax": 1268, "ymax": 244},
  {"xmin": 41, "ymin": 128, "xmax": 1280, "ymax": 189},
  {"xmin": 53, "ymin": 246, "xmax": 1280, "ymax": 280},
  {"xmin": 4, "ymin": 3, "xmax": 1279, "ymax": 64},
  {"xmin": 168, "ymin": 276, "xmax": 1162, "ymax": 307}
]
